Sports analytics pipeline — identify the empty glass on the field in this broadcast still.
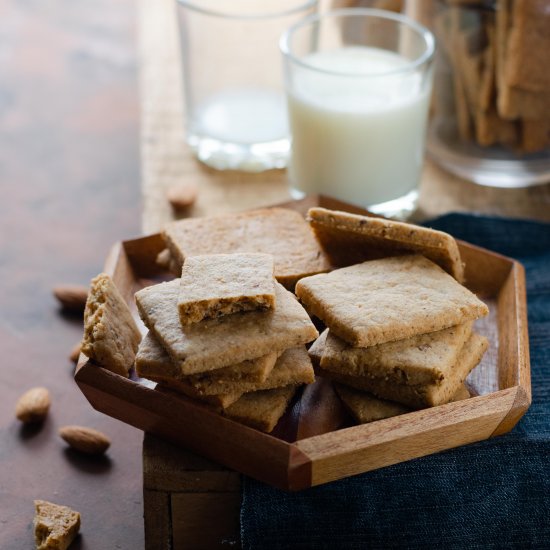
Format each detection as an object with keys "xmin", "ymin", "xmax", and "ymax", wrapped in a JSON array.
[{"xmin": 176, "ymin": 0, "xmax": 318, "ymax": 172}]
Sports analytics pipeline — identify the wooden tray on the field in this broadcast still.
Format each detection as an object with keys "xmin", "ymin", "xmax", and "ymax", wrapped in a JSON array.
[{"xmin": 75, "ymin": 196, "xmax": 531, "ymax": 491}]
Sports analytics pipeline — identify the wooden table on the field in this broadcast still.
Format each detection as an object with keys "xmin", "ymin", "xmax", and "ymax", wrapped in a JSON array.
[
  {"xmin": 0, "ymin": 0, "xmax": 549, "ymax": 549},
  {"xmin": 0, "ymin": 0, "xmax": 144, "ymax": 548}
]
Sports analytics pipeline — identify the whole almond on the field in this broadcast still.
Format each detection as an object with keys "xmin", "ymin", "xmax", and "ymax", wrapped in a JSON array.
[
  {"xmin": 69, "ymin": 342, "xmax": 82, "ymax": 363},
  {"xmin": 15, "ymin": 387, "xmax": 51, "ymax": 423},
  {"xmin": 167, "ymin": 182, "xmax": 198, "ymax": 209},
  {"xmin": 53, "ymin": 285, "xmax": 89, "ymax": 313},
  {"xmin": 59, "ymin": 426, "xmax": 111, "ymax": 455}
]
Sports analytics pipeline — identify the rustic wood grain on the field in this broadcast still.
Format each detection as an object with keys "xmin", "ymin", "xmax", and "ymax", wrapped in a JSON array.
[
  {"xmin": 144, "ymin": 489, "xmax": 173, "ymax": 550},
  {"xmin": 491, "ymin": 261, "xmax": 532, "ymax": 436},
  {"xmin": 76, "ymin": 362, "xmax": 300, "ymax": 491},
  {"xmin": 171, "ymin": 493, "xmax": 241, "ymax": 550},
  {"xmin": 143, "ymin": 434, "xmax": 240, "ymax": 494},
  {"xmin": 294, "ymin": 388, "xmax": 518, "ymax": 488},
  {"xmin": 143, "ymin": 434, "xmax": 241, "ymax": 549}
]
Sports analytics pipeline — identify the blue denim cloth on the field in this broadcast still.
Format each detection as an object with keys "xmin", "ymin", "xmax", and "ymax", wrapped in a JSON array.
[{"xmin": 241, "ymin": 214, "xmax": 550, "ymax": 550}]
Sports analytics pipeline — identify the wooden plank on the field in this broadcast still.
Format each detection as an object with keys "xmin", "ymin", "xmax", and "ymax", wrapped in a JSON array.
[
  {"xmin": 171, "ymin": 493, "xmax": 241, "ymax": 550},
  {"xmin": 491, "ymin": 261, "xmax": 532, "ymax": 436},
  {"xmin": 144, "ymin": 434, "xmax": 240, "ymax": 493},
  {"xmin": 144, "ymin": 489, "xmax": 172, "ymax": 550},
  {"xmin": 497, "ymin": 262, "xmax": 530, "ymax": 392},
  {"xmin": 143, "ymin": 434, "xmax": 241, "ymax": 548}
]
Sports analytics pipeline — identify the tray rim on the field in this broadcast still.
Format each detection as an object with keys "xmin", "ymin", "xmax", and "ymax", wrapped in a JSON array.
[{"xmin": 75, "ymin": 196, "xmax": 531, "ymax": 490}]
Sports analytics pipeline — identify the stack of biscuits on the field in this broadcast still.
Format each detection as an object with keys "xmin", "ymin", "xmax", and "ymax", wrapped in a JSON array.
[
  {"xmin": 134, "ymin": 252, "xmax": 319, "ymax": 432},
  {"xmin": 81, "ymin": 206, "xmax": 492, "ymax": 433},
  {"xmin": 299, "ymin": 208, "xmax": 490, "ymax": 424},
  {"xmin": 431, "ymin": 1, "xmax": 550, "ymax": 153}
]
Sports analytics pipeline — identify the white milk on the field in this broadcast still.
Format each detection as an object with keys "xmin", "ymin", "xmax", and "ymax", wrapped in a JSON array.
[
  {"xmin": 191, "ymin": 88, "xmax": 288, "ymax": 145},
  {"xmin": 287, "ymin": 47, "xmax": 431, "ymax": 206}
]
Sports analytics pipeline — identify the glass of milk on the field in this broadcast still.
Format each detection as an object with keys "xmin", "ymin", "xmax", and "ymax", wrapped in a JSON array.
[
  {"xmin": 280, "ymin": 9, "xmax": 435, "ymax": 218},
  {"xmin": 176, "ymin": 0, "xmax": 318, "ymax": 172}
]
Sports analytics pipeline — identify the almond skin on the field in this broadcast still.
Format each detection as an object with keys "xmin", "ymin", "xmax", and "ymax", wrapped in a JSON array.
[
  {"xmin": 15, "ymin": 387, "xmax": 51, "ymax": 423},
  {"xmin": 53, "ymin": 285, "xmax": 89, "ymax": 312},
  {"xmin": 69, "ymin": 342, "xmax": 82, "ymax": 363},
  {"xmin": 59, "ymin": 426, "xmax": 111, "ymax": 455},
  {"xmin": 166, "ymin": 182, "xmax": 198, "ymax": 209}
]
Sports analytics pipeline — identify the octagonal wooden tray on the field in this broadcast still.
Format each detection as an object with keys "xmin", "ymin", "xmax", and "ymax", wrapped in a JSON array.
[{"xmin": 75, "ymin": 195, "xmax": 530, "ymax": 491}]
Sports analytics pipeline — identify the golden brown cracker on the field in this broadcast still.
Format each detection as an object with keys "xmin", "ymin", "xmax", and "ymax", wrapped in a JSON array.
[
  {"xmin": 162, "ymin": 208, "xmax": 331, "ymax": 289},
  {"xmin": 307, "ymin": 207, "xmax": 465, "ymax": 281},
  {"xmin": 296, "ymin": 256, "xmax": 488, "ymax": 348},
  {"xmin": 82, "ymin": 273, "xmax": 142, "ymax": 377}
]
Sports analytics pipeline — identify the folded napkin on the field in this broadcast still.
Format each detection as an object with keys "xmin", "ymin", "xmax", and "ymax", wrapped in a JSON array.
[{"xmin": 241, "ymin": 213, "xmax": 550, "ymax": 550}]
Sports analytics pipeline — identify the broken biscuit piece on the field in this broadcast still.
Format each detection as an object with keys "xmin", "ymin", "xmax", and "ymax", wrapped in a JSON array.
[
  {"xmin": 81, "ymin": 273, "xmax": 142, "ymax": 377},
  {"xmin": 34, "ymin": 500, "xmax": 81, "ymax": 550},
  {"xmin": 178, "ymin": 253, "xmax": 275, "ymax": 325}
]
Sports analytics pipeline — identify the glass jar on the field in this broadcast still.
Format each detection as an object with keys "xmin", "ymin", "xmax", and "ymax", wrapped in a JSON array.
[{"xmin": 411, "ymin": 0, "xmax": 550, "ymax": 188}]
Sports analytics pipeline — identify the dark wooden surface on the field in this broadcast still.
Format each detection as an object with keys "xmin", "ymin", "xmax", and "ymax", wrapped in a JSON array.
[
  {"xmin": 0, "ymin": 0, "xmax": 144, "ymax": 548},
  {"xmin": 143, "ymin": 434, "xmax": 241, "ymax": 550}
]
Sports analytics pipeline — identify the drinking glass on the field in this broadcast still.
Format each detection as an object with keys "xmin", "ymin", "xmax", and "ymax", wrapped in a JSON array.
[
  {"xmin": 177, "ymin": 0, "xmax": 318, "ymax": 172},
  {"xmin": 281, "ymin": 8, "xmax": 435, "ymax": 219}
]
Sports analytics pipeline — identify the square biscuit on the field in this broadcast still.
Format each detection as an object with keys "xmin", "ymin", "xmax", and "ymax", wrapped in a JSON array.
[
  {"xmin": 317, "ymin": 333, "xmax": 488, "ymax": 409},
  {"xmin": 82, "ymin": 273, "xmax": 142, "ymax": 377},
  {"xmin": 223, "ymin": 385, "xmax": 297, "ymax": 433},
  {"xmin": 308, "ymin": 331, "xmax": 327, "ymax": 367},
  {"xmin": 135, "ymin": 280, "xmax": 318, "ymax": 374},
  {"xmin": 296, "ymin": 255, "xmax": 488, "ymax": 348},
  {"xmin": 308, "ymin": 207, "xmax": 465, "ymax": 282},
  {"xmin": 178, "ymin": 253, "xmax": 275, "ymax": 325},
  {"xmin": 135, "ymin": 332, "xmax": 278, "ymax": 384},
  {"xmin": 187, "ymin": 346, "xmax": 314, "ymax": 396},
  {"xmin": 156, "ymin": 378, "xmax": 244, "ymax": 409},
  {"xmin": 334, "ymin": 384, "xmax": 411, "ymax": 424},
  {"xmin": 156, "ymin": 383, "xmax": 296, "ymax": 432},
  {"xmin": 162, "ymin": 207, "xmax": 332, "ymax": 289},
  {"xmin": 335, "ymin": 383, "xmax": 470, "ymax": 425},
  {"xmin": 320, "ymin": 322, "xmax": 473, "ymax": 386}
]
